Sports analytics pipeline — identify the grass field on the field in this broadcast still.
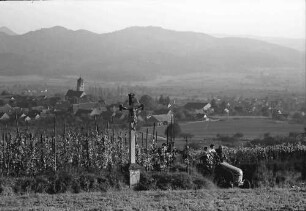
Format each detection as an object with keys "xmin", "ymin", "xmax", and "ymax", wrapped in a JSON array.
[
  {"xmin": 153, "ymin": 118, "xmax": 304, "ymax": 140},
  {"xmin": 0, "ymin": 188, "xmax": 305, "ymax": 210}
]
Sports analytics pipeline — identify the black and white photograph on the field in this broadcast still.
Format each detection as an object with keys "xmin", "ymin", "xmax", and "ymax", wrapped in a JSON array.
[{"xmin": 0, "ymin": 0, "xmax": 305, "ymax": 210}]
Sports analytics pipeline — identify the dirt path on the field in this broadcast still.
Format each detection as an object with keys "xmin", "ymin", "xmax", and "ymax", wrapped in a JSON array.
[{"xmin": 0, "ymin": 188, "xmax": 305, "ymax": 210}]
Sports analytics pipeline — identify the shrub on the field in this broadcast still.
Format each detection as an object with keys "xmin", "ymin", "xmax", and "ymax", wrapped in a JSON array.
[
  {"xmin": 153, "ymin": 174, "xmax": 172, "ymax": 190},
  {"xmin": 191, "ymin": 173, "xmax": 215, "ymax": 190},
  {"xmin": 13, "ymin": 177, "xmax": 36, "ymax": 194},
  {"xmin": 96, "ymin": 175, "xmax": 110, "ymax": 192},
  {"xmin": 170, "ymin": 163, "xmax": 188, "ymax": 172},
  {"xmin": 135, "ymin": 171, "xmax": 156, "ymax": 191},
  {"xmin": 170, "ymin": 172, "xmax": 194, "ymax": 190},
  {"xmin": 33, "ymin": 176, "xmax": 49, "ymax": 193},
  {"xmin": 0, "ymin": 178, "xmax": 14, "ymax": 196},
  {"xmin": 79, "ymin": 173, "xmax": 96, "ymax": 192},
  {"xmin": 71, "ymin": 179, "xmax": 81, "ymax": 193},
  {"xmin": 46, "ymin": 171, "xmax": 75, "ymax": 194},
  {"xmin": 135, "ymin": 170, "xmax": 215, "ymax": 191},
  {"xmin": 152, "ymin": 172, "xmax": 194, "ymax": 190},
  {"xmin": 188, "ymin": 142, "xmax": 202, "ymax": 150},
  {"xmin": 78, "ymin": 173, "xmax": 109, "ymax": 192}
]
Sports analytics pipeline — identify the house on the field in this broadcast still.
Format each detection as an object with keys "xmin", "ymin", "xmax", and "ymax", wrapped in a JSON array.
[
  {"xmin": 184, "ymin": 102, "xmax": 212, "ymax": 115},
  {"xmin": 19, "ymin": 113, "xmax": 26, "ymax": 119},
  {"xmin": 146, "ymin": 111, "xmax": 173, "ymax": 126},
  {"xmin": 27, "ymin": 110, "xmax": 41, "ymax": 120},
  {"xmin": 75, "ymin": 109, "xmax": 92, "ymax": 118},
  {"xmin": 147, "ymin": 115, "xmax": 170, "ymax": 126},
  {"xmin": 31, "ymin": 105, "xmax": 44, "ymax": 112},
  {"xmin": 90, "ymin": 107, "xmax": 105, "ymax": 117},
  {"xmin": 24, "ymin": 116, "xmax": 31, "ymax": 122},
  {"xmin": 54, "ymin": 101, "xmax": 71, "ymax": 112},
  {"xmin": 0, "ymin": 113, "xmax": 10, "ymax": 121},
  {"xmin": 73, "ymin": 102, "xmax": 106, "ymax": 114},
  {"xmin": 0, "ymin": 104, "xmax": 12, "ymax": 113},
  {"xmin": 12, "ymin": 107, "xmax": 22, "ymax": 113},
  {"xmin": 184, "ymin": 102, "xmax": 207, "ymax": 110},
  {"xmin": 272, "ymin": 110, "xmax": 289, "ymax": 120},
  {"xmin": 195, "ymin": 108, "xmax": 205, "ymax": 115}
]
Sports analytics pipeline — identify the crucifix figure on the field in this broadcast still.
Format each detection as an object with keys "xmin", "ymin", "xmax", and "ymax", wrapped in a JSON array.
[{"xmin": 119, "ymin": 93, "xmax": 144, "ymax": 164}]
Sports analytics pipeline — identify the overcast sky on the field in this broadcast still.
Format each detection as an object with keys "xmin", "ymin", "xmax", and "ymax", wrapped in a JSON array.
[{"xmin": 0, "ymin": 0, "xmax": 305, "ymax": 39}]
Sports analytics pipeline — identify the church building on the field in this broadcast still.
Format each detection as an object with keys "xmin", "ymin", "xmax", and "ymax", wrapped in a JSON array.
[{"xmin": 65, "ymin": 77, "xmax": 86, "ymax": 104}]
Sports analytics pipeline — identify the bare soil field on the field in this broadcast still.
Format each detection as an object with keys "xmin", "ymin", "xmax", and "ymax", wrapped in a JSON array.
[{"xmin": 0, "ymin": 188, "xmax": 305, "ymax": 211}]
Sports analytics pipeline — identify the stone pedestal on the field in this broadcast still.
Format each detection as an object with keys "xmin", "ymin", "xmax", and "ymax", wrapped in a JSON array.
[{"xmin": 129, "ymin": 164, "xmax": 141, "ymax": 187}]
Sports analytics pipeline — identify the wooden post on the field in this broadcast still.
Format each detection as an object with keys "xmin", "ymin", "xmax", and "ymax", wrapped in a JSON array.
[
  {"xmin": 141, "ymin": 132, "xmax": 144, "ymax": 148},
  {"xmin": 94, "ymin": 115, "xmax": 98, "ymax": 133},
  {"xmin": 15, "ymin": 112, "xmax": 19, "ymax": 135},
  {"xmin": 119, "ymin": 132, "xmax": 123, "ymax": 167},
  {"xmin": 186, "ymin": 136, "xmax": 189, "ymax": 174},
  {"xmin": 145, "ymin": 128, "xmax": 148, "ymax": 154},
  {"xmin": 167, "ymin": 127, "xmax": 169, "ymax": 146},
  {"xmin": 86, "ymin": 135, "xmax": 90, "ymax": 168},
  {"xmin": 172, "ymin": 116, "xmax": 174, "ymax": 148},
  {"xmin": 155, "ymin": 131, "xmax": 157, "ymax": 144},
  {"xmin": 63, "ymin": 121, "xmax": 66, "ymax": 137},
  {"xmin": 53, "ymin": 116, "xmax": 57, "ymax": 172},
  {"xmin": 6, "ymin": 132, "xmax": 10, "ymax": 176},
  {"xmin": 2, "ymin": 132, "xmax": 5, "ymax": 175},
  {"xmin": 152, "ymin": 122, "xmax": 156, "ymax": 140},
  {"xmin": 112, "ymin": 128, "xmax": 115, "ymax": 143},
  {"xmin": 40, "ymin": 134, "xmax": 44, "ymax": 171}
]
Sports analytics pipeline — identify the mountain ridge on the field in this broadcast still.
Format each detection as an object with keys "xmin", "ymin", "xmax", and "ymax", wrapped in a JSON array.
[
  {"xmin": 0, "ymin": 26, "xmax": 17, "ymax": 36},
  {"xmin": 0, "ymin": 26, "xmax": 304, "ymax": 87}
]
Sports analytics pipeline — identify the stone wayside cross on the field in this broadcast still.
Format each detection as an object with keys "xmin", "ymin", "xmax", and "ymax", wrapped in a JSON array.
[{"xmin": 119, "ymin": 93, "xmax": 144, "ymax": 187}]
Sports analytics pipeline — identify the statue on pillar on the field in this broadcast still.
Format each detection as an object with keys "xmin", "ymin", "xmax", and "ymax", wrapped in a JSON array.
[
  {"xmin": 120, "ymin": 93, "xmax": 144, "ymax": 131},
  {"xmin": 119, "ymin": 93, "xmax": 144, "ymax": 187}
]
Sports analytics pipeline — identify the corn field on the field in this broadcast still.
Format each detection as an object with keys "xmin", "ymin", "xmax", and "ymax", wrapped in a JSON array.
[
  {"xmin": 1, "ymin": 123, "xmax": 306, "ymax": 177},
  {"xmin": 0, "ymin": 124, "xmax": 178, "ymax": 177}
]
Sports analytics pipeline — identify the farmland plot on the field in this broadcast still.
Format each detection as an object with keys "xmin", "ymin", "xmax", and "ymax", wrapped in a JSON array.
[{"xmin": 154, "ymin": 118, "xmax": 304, "ymax": 140}]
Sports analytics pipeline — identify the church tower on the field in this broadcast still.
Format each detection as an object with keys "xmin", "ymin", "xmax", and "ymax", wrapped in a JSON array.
[{"xmin": 76, "ymin": 77, "xmax": 85, "ymax": 92}]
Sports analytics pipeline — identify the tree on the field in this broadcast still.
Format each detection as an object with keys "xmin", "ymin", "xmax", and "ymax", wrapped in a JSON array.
[
  {"xmin": 0, "ymin": 99, "xmax": 5, "ymax": 106},
  {"xmin": 164, "ymin": 122, "xmax": 182, "ymax": 139},
  {"xmin": 164, "ymin": 96, "xmax": 171, "ymax": 106},
  {"xmin": 220, "ymin": 101, "xmax": 227, "ymax": 111},
  {"xmin": 139, "ymin": 95, "xmax": 156, "ymax": 110},
  {"xmin": 210, "ymin": 99, "xmax": 218, "ymax": 110},
  {"xmin": 175, "ymin": 109, "xmax": 186, "ymax": 120},
  {"xmin": 233, "ymin": 132, "xmax": 244, "ymax": 138},
  {"xmin": 261, "ymin": 106, "xmax": 270, "ymax": 117},
  {"xmin": 158, "ymin": 95, "xmax": 171, "ymax": 105},
  {"xmin": 1, "ymin": 90, "xmax": 10, "ymax": 96},
  {"xmin": 292, "ymin": 112, "xmax": 304, "ymax": 124},
  {"xmin": 158, "ymin": 95, "xmax": 164, "ymax": 105}
]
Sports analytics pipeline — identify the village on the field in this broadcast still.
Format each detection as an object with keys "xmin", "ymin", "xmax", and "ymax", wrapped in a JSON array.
[{"xmin": 0, "ymin": 77, "xmax": 305, "ymax": 128}]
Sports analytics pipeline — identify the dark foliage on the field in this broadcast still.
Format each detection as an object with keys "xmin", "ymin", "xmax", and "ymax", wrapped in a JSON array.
[
  {"xmin": 164, "ymin": 122, "xmax": 182, "ymax": 138},
  {"xmin": 135, "ymin": 170, "xmax": 215, "ymax": 191}
]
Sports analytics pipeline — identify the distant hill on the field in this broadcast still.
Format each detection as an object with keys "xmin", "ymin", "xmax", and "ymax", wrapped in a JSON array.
[
  {"xmin": 255, "ymin": 37, "xmax": 305, "ymax": 52},
  {"xmin": 213, "ymin": 33, "xmax": 305, "ymax": 52},
  {"xmin": 0, "ymin": 26, "xmax": 304, "ymax": 88},
  {"xmin": 0, "ymin": 27, "xmax": 17, "ymax": 36}
]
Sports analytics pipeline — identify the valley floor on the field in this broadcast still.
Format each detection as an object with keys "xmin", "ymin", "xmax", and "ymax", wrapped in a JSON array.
[{"xmin": 0, "ymin": 187, "xmax": 305, "ymax": 211}]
